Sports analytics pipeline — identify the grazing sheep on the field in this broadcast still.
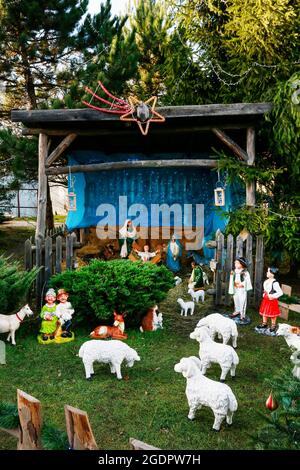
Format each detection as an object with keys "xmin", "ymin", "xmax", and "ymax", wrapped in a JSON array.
[
  {"xmin": 196, "ymin": 313, "xmax": 238, "ymax": 348},
  {"xmin": 174, "ymin": 276, "xmax": 182, "ymax": 286},
  {"xmin": 174, "ymin": 356, "xmax": 238, "ymax": 431},
  {"xmin": 0, "ymin": 304, "xmax": 33, "ymax": 346},
  {"xmin": 276, "ymin": 323, "xmax": 300, "ymax": 381},
  {"xmin": 177, "ymin": 298, "xmax": 195, "ymax": 316},
  {"xmin": 188, "ymin": 288, "xmax": 205, "ymax": 303},
  {"xmin": 78, "ymin": 340, "xmax": 140, "ymax": 380},
  {"xmin": 190, "ymin": 326, "xmax": 239, "ymax": 381}
]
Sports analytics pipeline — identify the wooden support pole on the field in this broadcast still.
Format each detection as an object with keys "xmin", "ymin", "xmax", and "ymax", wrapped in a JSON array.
[
  {"xmin": 17, "ymin": 389, "xmax": 42, "ymax": 450},
  {"xmin": 46, "ymin": 159, "xmax": 218, "ymax": 176},
  {"xmin": 246, "ymin": 127, "xmax": 255, "ymax": 207},
  {"xmin": 36, "ymin": 134, "xmax": 48, "ymax": 239},
  {"xmin": 46, "ymin": 133, "xmax": 77, "ymax": 167},
  {"xmin": 212, "ymin": 128, "xmax": 248, "ymax": 162}
]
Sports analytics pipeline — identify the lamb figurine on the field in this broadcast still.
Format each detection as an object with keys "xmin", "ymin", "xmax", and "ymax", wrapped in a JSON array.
[
  {"xmin": 174, "ymin": 356, "xmax": 238, "ymax": 431},
  {"xmin": 174, "ymin": 276, "xmax": 182, "ymax": 286},
  {"xmin": 78, "ymin": 340, "xmax": 140, "ymax": 380},
  {"xmin": 190, "ymin": 326, "xmax": 239, "ymax": 381},
  {"xmin": 195, "ymin": 313, "xmax": 238, "ymax": 348},
  {"xmin": 177, "ymin": 298, "xmax": 195, "ymax": 316},
  {"xmin": 188, "ymin": 288, "xmax": 205, "ymax": 303},
  {"xmin": 276, "ymin": 323, "xmax": 300, "ymax": 381}
]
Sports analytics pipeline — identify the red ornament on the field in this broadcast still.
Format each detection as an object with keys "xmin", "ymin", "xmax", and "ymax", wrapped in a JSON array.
[{"xmin": 266, "ymin": 392, "xmax": 278, "ymax": 411}]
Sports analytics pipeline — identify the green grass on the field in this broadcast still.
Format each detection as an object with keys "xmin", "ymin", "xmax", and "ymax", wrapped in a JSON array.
[{"xmin": 1, "ymin": 280, "xmax": 299, "ymax": 450}]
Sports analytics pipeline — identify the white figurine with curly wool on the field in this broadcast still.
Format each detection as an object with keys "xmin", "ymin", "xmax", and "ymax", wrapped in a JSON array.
[
  {"xmin": 276, "ymin": 323, "xmax": 300, "ymax": 380},
  {"xmin": 177, "ymin": 298, "xmax": 195, "ymax": 316},
  {"xmin": 188, "ymin": 288, "xmax": 205, "ymax": 303},
  {"xmin": 174, "ymin": 356, "xmax": 238, "ymax": 431},
  {"xmin": 78, "ymin": 340, "xmax": 140, "ymax": 380},
  {"xmin": 195, "ymin": 313, "xmax": 238, "ymax": 348},
  {"xmin": 190, "ymin": 326, "xmax": 239, "ymax": 381}
]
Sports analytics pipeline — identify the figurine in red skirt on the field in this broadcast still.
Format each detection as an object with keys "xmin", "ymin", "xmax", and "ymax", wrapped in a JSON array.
[{"xmin": 257, "ymin": 267, "xmax": 283, "ymax": 332}]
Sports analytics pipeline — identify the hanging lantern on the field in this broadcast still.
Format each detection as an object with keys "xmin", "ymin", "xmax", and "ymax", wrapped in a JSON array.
[
  {"xmin": 67, "ymin": 191, "xmax": 77, "ymax": 211},
  {"xmin": 214, "ymin": 170, "xmax": 226, "ymax": 207},
  {"xmin": 266, "ymin": 392, "xmax": 278, "ymax": 411}
]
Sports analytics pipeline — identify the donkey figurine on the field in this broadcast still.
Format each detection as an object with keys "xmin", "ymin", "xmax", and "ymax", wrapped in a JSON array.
[{"xmin": 90, "ymin": 311, "xmax": 128, "ymax": 340}]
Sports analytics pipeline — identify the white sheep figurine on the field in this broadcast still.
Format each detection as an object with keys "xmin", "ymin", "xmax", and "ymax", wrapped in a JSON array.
[
  {"xmin": 0, "ymin": 304, "xmax": 33, "ymax": 346},
  {"xmin": 195, "ymin": 313, "xmax": 238, "ymax": 348},
  {"xmin": 174, "ymin": 276, "xmax": 182, "ymax": 286},
  {"xmin": 190, "ymin": 326, "xmax": 239, "ymax": 382},
  {"xmin": 276, "ymin": 323, "xmax": 300, "ymax": 381},
  {"xmin": 188, "ymin": 288, "xmax": 205, "ymax": 303},
  {"xmin": 174, "ymin": 356, "xmax": 238, "ymax": 431},
  {"xmin": 177, "ymin": 298, "xmax": 195, "ymax": 316},
  {"xmin": 78, "ymin": 340, "xmax": 140, "ymax": 380}
]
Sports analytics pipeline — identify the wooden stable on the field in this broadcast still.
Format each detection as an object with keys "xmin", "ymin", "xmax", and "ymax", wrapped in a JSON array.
[{"xmin": 11, "ymin": 103, "xmax": 272, "ymax": 240}]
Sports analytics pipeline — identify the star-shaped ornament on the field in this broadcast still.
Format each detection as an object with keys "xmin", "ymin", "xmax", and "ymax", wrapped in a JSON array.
[{"xmin": 120, "ymin": 96, "xmax": 165, "ymax": 136}]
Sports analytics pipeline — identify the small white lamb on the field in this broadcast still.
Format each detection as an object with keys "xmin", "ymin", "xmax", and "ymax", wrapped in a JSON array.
[
  {"xmin": 177, "ymin": 298, "xmax": 195, "ymax": 316},
  {"xmin": 190, "ymin": 326, "xmax": 239, "ymax": 381},
  {"xmin": 174, "ymin": 276, "xmax": 182, "ymax": 286},
  {"xmin": 78, "ymin": 340, "xmax": 140, "ymax": 380},
  {"xmin": 276, "ymin": 323, "xmax": 300, "ymax": 381},
  {"xmin": 195, "ymin": 313, "xmax": 238, "ymax": 348},
  {"xmin": 174, "ymin": 356, "xmax": 238, "ymax": 431},
  {"xmin": 188, "ymin": 288, "xmax": 205, "ymax": 303}
]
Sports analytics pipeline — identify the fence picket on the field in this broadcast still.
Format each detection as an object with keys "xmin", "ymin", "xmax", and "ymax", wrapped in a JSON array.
[
  {"xmin": 254, "ymin": 235, "xmax": 264, "ymax": 306},
  {"xmin": 55, "ymin": 236, "xmax": 63, "ymax": 274},
  {"xmin": 224, "ymin": 234, "xmax": 234, "ymax": 306},
  {"xmin": 215, "ymin": 232, "xmax": 224, "ymax": 305},
  {"xmin": 24, "ymin": 239, "xmax": 32, "ymax": 271},
  {"xmin": 44, "ymin": 236, "xmax": 52, "ymax": 285}
]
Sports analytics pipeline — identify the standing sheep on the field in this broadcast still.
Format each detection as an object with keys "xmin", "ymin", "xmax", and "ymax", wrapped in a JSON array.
[
  {"xmin": 190, "ymin": 326, "xmax": 239, "ymax": 381},
  {"xmin": 196, "ymin": 313, "xmax": 238, "ymax": 348},
  {"xmin": 78, "ymin": 340, "xmax": 140, "ymax": 380},
  {"xmin": 174, "ymin": 356, "xmax": 238, "ymax": 431}
]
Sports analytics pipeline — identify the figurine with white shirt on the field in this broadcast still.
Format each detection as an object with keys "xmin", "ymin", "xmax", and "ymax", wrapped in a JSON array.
[
  {"xmin": 228, "ymin": 257, "xmax": 252, "ymax": 321},
  {"xmin": 56, "ymin": 289, "xmax": 74, "ymax": 338},
  {"xmin": 256, "ymin": 267, "xmax": 283, "ymax": 332}
]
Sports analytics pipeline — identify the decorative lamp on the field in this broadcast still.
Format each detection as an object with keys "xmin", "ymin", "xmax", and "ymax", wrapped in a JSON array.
[
  {"xmin": 67, "ymin": 166, "xmax": 77, "ymax": 211},
  {"xmin": 214, "ymin": 171, "xmax": 225, "ymax": 207}
]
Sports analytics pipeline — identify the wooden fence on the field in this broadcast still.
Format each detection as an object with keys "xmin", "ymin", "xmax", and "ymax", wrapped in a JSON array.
[
  {"xmin": 24, "ymin": 231, "xmax": 81, "ymax": 309},
  {"xmin": 0, "ymin": 389, "xmax": 159, "ymax": 450},
  {"xmin": 214, "ymin": 231, "xmax": 264, "ymax": 307}
]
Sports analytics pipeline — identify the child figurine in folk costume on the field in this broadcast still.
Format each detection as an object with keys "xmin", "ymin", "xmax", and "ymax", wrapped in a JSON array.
[
  {"xmin": 257, "ymin": 267, "xmax": 283, "ymax": 332},
  {"xmin": 228, "ymin": 257, "xmax": 252, "ymax": 321},
  {"xmin": 56, "ymin": 289, "xmax": 74, "ymax": 339},
  {"xmin": 39, "ymin": 288, "xmax": 59, "ymax": 341},
  {"xmin": 188, "ymin": 261, "xmax": 204, "ymax": 290}
]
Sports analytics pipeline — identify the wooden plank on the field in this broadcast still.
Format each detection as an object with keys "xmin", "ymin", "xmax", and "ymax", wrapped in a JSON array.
[
  {"xmin": 0, "ymin": 340, "xmax": 6, "ymax": 365},
  {"xmin": 35, "ymin": 237, "xmax": 43, "ymax": 310},
  {"xmin": 66, "ymin": 234, "xmax": 72, "ymax": 270},
  {"xmin": 0, "ymin": 427, "xmax": 19, "ymax": 439},
  {"xmin": 212, "ymin": 128, "xmax": 248, "ymax": 161},
  {"xmin": 253, "ymin": 235, "xmax": 264, "ymax": 306},
  {"xmin": 64, "ymin": 405, "xmax": 98, "ymax": 450},
  {"xmin": 129, "ymin": 438, "xmax": 160, "ymax": 450},
  {"xmin": 11, "ymin": 103, "xmax": 273, "ymax": 123},
  {"xmin": 17, "ymin": 389, "xmax": 42, "ymax": 450},
  {"xmin": 44, "ymin": 236, "xmax": 52, "ymax": 285},
  {"xmin": 55, "ymin": 236, "xmax": 63, "ymax": 274},
  {"xmin": 215, "ymin": 232, "xmax": 224, "ymax": 305},
  {"xmin": 36, "ymin": 133, "xmax": 48, "ymax": 239},
  {"xmin": 224, "ymin": 234, "xmax": 234, "ymax": 306},
  {"xmin": 246, "ymin": 127, "xmax": 256, "ymax": 207},
  {"xmin": 46, "ymin": 133, "xmax": 77, "ymax": 166},
  {"xmin": 24, "ymin": 239, "xmax": 32, "ymax": 271},
  {"xmin": 236, "ymin": 235, "xmax": 244, "ymax": 258},
  {"xmin": 281, "ymin": 284, "xmax": 292, "ymax": 296},
  {"xmin": 46, "ymin": 159, "xmax": 218, "ymax": 176}
]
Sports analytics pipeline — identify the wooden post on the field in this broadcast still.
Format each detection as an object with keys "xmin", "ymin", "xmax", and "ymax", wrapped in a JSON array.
[
  {"xmin": 253, "ymin": 235, "xmax": 264, "ymax": 306},
  {"xmin": 17, "ymin": 389, "xmax": 42, "ymax": 450},
  {"xmin": 236, "ymin": 235, "xmax": 244, "ymax": 258},
  {"xmin": 36, "ymin": 134, "xmax": 48, "ymax": 239},
  {"xmin": 246, "ymin": 127, "xmax": 255, "ymax": 207},
  {"xmin": 35, "ymin": 237, "xmax": 44, "ymax": 309},
  {"xmin": 129, "ymin": 438, "xmax": 160, "ymax": 450},
  {"xmin": 64, "ymin": 405, "xmax": 98, "ymax": 450},
  {"xmin": 55, "ymin": 235, "xmax": 63, "ymax": 274},
  {"xmin": 224, "ymin": 234, "xmax": 234, "ymax": 306},
  {"xmin": 44, "ymin": 236, "xmax": 52, "ymax": 285},
  {"xmin": 215, "ymin": 232, "xmax": 224, "ymax": 305},
  {"xmin": 24, "ymin": 239, "xmax": 33, "ymax": 271}
]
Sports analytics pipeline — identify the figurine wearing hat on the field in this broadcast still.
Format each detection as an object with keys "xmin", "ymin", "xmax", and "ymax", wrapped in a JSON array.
[
  {"xmin": 228, "ymin": 257, "xmax": 252, "ymax": 320},
  {"xmin": 56, "ymin": 289, "xmax": 74, "ymax": 338},
  {"xmin": 40, "ymin": 288, "xmax": 59, "ymax": 341}
]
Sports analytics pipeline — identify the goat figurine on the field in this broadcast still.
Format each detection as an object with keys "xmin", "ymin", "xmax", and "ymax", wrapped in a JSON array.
[
  {"xmin": 90, "ymin": 311, "xmax": 128, "ymax": 340},
  {"xmin": 0, "ymin": 304, "xmax": 33, "ymax": 346},
  {"xmin": 177, "ymin": 298, "xmax": 195, "ymax": 316},
  {"xmin": 188, "ymin": 288, "xmax": 205, "ymax": 303}
]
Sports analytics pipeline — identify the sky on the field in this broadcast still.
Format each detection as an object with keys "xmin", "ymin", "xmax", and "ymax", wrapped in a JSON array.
[{"xmin": 88, "ymin": 0, "xmax": 129, "ymax": 17}]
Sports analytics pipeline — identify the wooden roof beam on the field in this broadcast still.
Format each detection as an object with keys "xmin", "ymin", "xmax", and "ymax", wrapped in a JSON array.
[
  {"xmin": 46, "ymin": 133, "xmax": 77, "ymax": 167},
  {"xmin": 212, "ymin": 128, "xmax": 248, "ymax": 162}
]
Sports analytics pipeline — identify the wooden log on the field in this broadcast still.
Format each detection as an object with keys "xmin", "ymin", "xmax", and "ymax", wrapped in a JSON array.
[
  {"xmin": 129, "ymin": 438, "xmax": 160, "ymax": 450},
  {"xmin": 224, "ymin": 234, "xmax": 234, "ymax": 306},
  {"xmin": 36, "ymin": 134, "xmax": 48, "ymax": 239},
  {"xmin": 236, "ymin": 235, "xmax": 244, "ymax": 258},
  {"xmin": 246, "ymin": 127, "xmax": 256, "ymax": 207},
  {"xmin": 64, "ymin": 405, "xmax": 98, "ymax": 450},
  {"xmin": 215, "ymin": 232, "xmax": 224, "ymax": 305},
  {"xmin": 55, "ymin": 236, "xmax": 63, "ymax": 274},
  {"xmin": 44, "ymin": 236, "xmax": 52, "ymax": 285},
  {"xmin": 35, "ymin": 237, "xmax": 44, "ymax": 310},
  {"xmin": 46, "ymin": 159, "xmax": 218, "ymax": 175},
  {"xmin": 212, "ymin": 128, "xmax": 248, "ymax": 162},
  {"xmin": 46, "ymin": 133, "xmax": 77, "ymax": 166},
  {"xmin": 17, "ymin": 389, "xmax": 42, "ymax": 450},
  {"xmin": 24, "ymin": 239, "xmax": 32, "ymax": 271},
  {"xmin": 253, "ymin": 235, "xmax": 264, "ymax": 306}
]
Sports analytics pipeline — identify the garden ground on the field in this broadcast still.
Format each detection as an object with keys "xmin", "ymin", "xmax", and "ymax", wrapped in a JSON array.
[{"xmin": 1, "ymin": 278, "xmax": 300, "ymax": 451}]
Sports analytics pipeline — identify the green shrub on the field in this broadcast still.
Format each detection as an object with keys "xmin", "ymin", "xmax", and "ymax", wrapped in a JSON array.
[
  {"xmin": 0, "ymin": 255, "xmax": 39, "ymax": 313},
  {"xmin": 50, "ymin": 259, "xmax": 175, "ymax": 326}
]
